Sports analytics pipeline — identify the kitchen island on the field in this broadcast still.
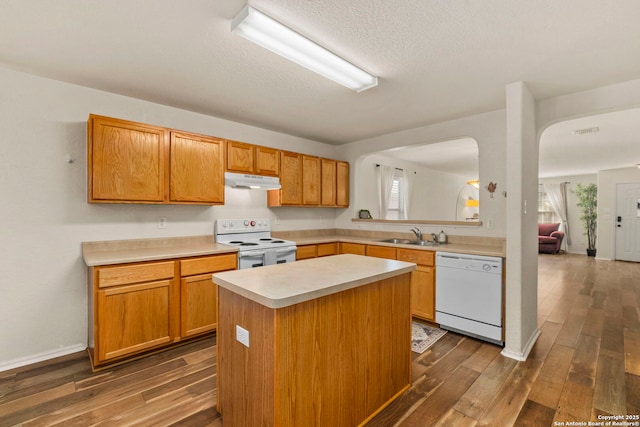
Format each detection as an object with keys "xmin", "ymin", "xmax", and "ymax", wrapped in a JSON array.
[{"xmin": 213, "ymin": 254, "xmax": 416, "ymax": 427}]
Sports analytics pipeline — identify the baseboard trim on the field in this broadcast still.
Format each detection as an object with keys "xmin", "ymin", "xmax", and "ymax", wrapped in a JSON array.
[
  {"xmin": 500, "ymin": 328, "xmax": 541, "ymax": 361},
  {"xmin": 0, "ymin": 344, "xmax": 86, "ymax": 372}
]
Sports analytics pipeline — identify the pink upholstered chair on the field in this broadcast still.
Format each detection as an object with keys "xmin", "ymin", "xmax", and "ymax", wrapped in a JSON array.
[{"xmin": 538, "ymin": 223, "xmax": 564, "ymax": 254}]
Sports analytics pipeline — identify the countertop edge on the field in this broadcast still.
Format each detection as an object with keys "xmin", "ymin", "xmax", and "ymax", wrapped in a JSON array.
[{"xmin": 213, "ymin": 255, "xmax": 416, "ymax": 309}]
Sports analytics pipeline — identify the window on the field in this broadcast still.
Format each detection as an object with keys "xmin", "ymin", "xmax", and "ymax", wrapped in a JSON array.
[
  {"xmin": 538, "ymin": 186, "xmax": 560, "ymax": 224},
  {"xmin": 386, "ymin": 169, "xmax": 404, "ymax": 220}
]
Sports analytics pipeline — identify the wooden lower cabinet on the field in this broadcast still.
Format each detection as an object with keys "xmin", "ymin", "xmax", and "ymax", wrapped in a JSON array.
[
  {"xmin": 366, "ymin": 245, "xmax": 397, "ymax": 260},
  {"xmin": 339, "ymin": 242, "xmax": 366, "ymax": 255},
  {"xmin": 397, "ymin": 249, "xmax": 436, "ymax": 322},
  {"xmin": 180, "ymin": 254, "xmax": 236, "ymax": 338},
  {"xmin": 89, "ymin": 253, "xmax": 236, "ymax": 368},
  {"xmin": 296, "ymin": 244, "xmax": 318, "ymax": 260}
]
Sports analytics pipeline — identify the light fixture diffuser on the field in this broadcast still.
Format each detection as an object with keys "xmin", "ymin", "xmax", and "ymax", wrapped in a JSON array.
[{"xmin": 231, "ymin": 5, "xmax": 378, "ymax": 92}]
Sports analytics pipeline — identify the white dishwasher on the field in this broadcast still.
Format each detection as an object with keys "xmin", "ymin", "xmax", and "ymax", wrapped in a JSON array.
[{"xmin": 435, "ymin": 252, "xmax": 503, "ymax": 346}]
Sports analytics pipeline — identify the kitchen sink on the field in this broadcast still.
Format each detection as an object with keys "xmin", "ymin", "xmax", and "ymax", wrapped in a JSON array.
[
  {"xmin": 378, "ymin": 238, "xmax": 416, "ymax": 244},
  {"xmin": 377, "ymin": 238, "xmax": 439, "ymax": 246},
  {"xmin": 410, "ymin": 240, "xmax": 438, "ymax": 247}
]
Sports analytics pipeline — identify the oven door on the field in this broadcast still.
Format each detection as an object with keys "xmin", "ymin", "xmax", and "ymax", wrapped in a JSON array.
[
  {"xmin": 274, "ymin": 246, "xmax": 297, "ymax": 265},
  {"xmin": 238, "ymin": 250, "xmax": 266, "ymax": 269}
]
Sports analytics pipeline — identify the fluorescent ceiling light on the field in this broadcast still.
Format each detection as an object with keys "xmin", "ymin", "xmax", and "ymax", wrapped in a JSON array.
[{"xmin": 231, "ymin": 5, "xmax": 378, "ymax": 92}]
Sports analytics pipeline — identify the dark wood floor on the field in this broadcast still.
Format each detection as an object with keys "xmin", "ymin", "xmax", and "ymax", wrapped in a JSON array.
[{"xmin": 1, "ymin": 253, "xmax": 639, "ymax": 426}]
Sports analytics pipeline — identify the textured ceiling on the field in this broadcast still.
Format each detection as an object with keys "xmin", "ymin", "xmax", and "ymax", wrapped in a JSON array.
[{"xmin": 1, "ymin": 0, "xmax": 640, "ymax": 176}]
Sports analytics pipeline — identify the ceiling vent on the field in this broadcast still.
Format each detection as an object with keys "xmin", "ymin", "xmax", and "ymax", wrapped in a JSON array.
[{"xmin": 571, "ymin": 126, "xmax": 599, "ymax": 136}]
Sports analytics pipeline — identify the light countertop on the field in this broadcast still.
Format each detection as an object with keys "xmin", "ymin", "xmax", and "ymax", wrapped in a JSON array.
[
  {"xmin": 213, "ymin": 254, "xmax": 416, "ymax": 309},
  {"xmin": 284, "ymin": 234, "xmax": 505, "ymax": 258},
  {"xmin": 82, "ymin": 235, "xmax": 237, "ymax": 266}
]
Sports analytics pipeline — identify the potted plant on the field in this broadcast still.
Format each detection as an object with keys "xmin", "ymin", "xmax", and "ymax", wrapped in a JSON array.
[{"xmin": 573, "ymin": 183, "xmax": 597, "ymax": 256}]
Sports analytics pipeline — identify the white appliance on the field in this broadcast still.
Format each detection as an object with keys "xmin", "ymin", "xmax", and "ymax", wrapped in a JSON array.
[
  {"xmin": 224, "ymin": 172, "xmax": 281, "ymax": 190},
  {"xmin": 435, "ymin": 252, "xmax": 503, "ymax": 345},
  {"xmin": 214, "ymin": 218, "xmax": 296, "ymax": 269}
]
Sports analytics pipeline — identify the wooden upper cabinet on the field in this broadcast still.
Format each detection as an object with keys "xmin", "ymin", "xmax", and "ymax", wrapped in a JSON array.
[
  {"xmin": 89, "ymin": 115, "xmax": 168, "ymax": 203},
  {"xmin": 226, "ymin": 140, "xmax": 279, "ymax": 176},
  {"xmin": 302, "ymin": 155, "xmax": 320, "ymax": 205},
  {"xmin": 336, "ymin": 161, "xmax": 350, "ymax": 207},
  {"xmin": 271, "ymin": 151, "xmax": 302, "ymax": 205},
  {"xmin": 255, "ymin": 146, "xmax": 279, "ymax": 176},
  {"xmin": 226, "ymin": 140, "xmax": 254, "ymax": 173},
  {"xmin": 88, "ymin": 115, "xmax": 225, "ymax": 205},
  {"xmin": 170, "ymin": 132, "xmax": 225, "ymax": 204},
  {"xmin": 321, "ymin": 158, "xmax": 337, "ymax": 206}
]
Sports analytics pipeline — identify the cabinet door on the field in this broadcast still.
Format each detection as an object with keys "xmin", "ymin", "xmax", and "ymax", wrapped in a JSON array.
[
  {"xmin": 296, "ymin": 245, "xmax": 318, "ymax": 260},
  {"xmin": 302, "ymin": 155, "xmax": 321, "ymax": 205},
  {"xmin": 89, "ymin": 115, "xmax": 167, "ymax": 203},
  {"xmin": 321, "ymin": 158, "xmax": 337, "ymax": 206},
  {"xmin": 226, "ymin": 140, "xmax": 254, "ymax": 173},
  {"xmin": 170, "ymin": 132, "xmax": 225, "ymax": 204},
  {"xmin": 279, "ymin": 151, "xmax": 303, "ymax": 205},
  {"xmin": 97, "ymin": 279, "xmax": 173, "ymax": 362},
  {"xmin": 181, "ymin": 274, "xmax": 217, "ymax": 337},
  {"xmin": 336, "ymin": 161, "xmax": 350, "ymax": 207},
  {"xmin": 410, "ymin": 265, "xmax": 435, "ymax": 321},
  {"xmin": 255, "ymin": 146, "xmax": 279, "ymax": 176}
]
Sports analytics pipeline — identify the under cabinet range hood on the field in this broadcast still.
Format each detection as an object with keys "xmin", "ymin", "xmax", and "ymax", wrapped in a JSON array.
[{"xmin": 224, "ymin": 172, "xmax": 281, "ymax": 190}]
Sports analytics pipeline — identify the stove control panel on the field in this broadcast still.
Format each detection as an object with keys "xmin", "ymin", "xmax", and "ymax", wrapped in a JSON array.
[{"xmin": 216, "ymin": 218, "xmax": 271, "ymax": 234}]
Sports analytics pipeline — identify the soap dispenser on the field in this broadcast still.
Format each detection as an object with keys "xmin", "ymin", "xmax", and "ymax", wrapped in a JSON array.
[{"xmin": 438, "ymin": 230, "xmax": 447, "ymax": 243}]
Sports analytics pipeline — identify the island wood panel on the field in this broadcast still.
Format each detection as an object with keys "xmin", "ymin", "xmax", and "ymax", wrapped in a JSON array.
[
  {"xmin": 217, "ymin": 287, "xmax": 276, "ymax": 424},
  {"xmin": 169, "ymin": 132, "xmax": 225, "ymax": 204},
  {"xmin": 216, "ymin": 273, "xmax": 412, "ymax": 427}
]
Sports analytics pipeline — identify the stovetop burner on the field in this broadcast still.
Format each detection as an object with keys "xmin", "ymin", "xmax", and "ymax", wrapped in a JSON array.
[{"xmin": 239, "ymin": 242, "xmax": 258, "ymax": 246}]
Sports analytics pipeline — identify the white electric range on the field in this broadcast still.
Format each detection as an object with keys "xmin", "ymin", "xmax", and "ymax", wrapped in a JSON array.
[{"xmin": 214, "ymin": 218, "xmax": 297, "ymax": 269}]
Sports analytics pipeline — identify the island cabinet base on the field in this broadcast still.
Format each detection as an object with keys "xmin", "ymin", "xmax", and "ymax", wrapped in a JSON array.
[{"xmin": 217, "ymin": 273, "xmax": 412, "ymax": 427}]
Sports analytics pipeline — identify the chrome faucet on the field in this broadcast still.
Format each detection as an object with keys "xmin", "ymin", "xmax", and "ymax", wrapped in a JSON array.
[
  {"xmin": 410, "ymin": 227, "xmax": 423, "ymax": 241},
  {"xmin": 431, "ymin": 233, "xmax": 438, "ymax": 243}
]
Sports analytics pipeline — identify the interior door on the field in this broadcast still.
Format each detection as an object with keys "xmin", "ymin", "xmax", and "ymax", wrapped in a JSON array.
[{"xmin": 615, "ymin": 183, "xmax": 640, "ymax": 262}]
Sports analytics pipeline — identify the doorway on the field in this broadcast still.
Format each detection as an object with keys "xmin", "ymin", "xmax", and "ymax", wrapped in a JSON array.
[{"xmin": 615, "ymin": 182, "xmax": 640, "ymax": 262}]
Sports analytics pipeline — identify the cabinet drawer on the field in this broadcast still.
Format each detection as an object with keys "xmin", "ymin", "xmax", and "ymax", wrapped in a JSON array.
[
  {"xmin": 317, "ymin": 242, "xmax": 337, "ymax": 257},
  {"xmin": 97, "ymin": 261, "xmax": 175, "ymax": 288},
  {"xmin": 397, "ymin": 249, "xmax": 435, "ymax": 266},
  {"xmin": 297, "ymin": 245, "xmax": 318, "ymax": 260},
  {"xmin": 339, "ymin": 242, "xmax": 366, "ymax": 255},
  {"xmin": 366, "ymin": 245, "xmax": 397, "ymax": 260},
  {"xmin": 180, "ymin": 254, "xmax": 237, "ymax": 276}
]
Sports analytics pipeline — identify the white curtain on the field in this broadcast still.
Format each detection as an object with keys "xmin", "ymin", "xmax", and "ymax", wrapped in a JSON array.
[
  {"xmin": 399, "ymin": 169, "xmax": 415, "ymax": 220},
  {"xmin": 377, "ymin": 165, "xmax": 395, "ymax": 219},
  {"xmin": 543, "ymin": 182, "xmax": 571, "ymax": 246}
]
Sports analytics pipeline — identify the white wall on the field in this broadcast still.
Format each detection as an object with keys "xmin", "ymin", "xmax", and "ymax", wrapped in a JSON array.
[
  {"xmin": 336, "ymin": 109, "xmax": 507, "ymax": 238},
  {"xmin": 357, "ymin": 154, "xmax": 470, "ymax": 221},
  {"xmin": 0, "ymin": 66, "xmax": 340, "ymax": 369}
]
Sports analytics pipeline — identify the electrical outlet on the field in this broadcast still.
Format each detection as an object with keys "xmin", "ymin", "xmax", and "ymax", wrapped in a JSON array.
[
  {"xmin": 158, "ymin": 217, "xmax": 167, "ymax": 229},
  {"xmin": 236, "ymin": 325, "xmax": 250, "ymax": 347}
]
